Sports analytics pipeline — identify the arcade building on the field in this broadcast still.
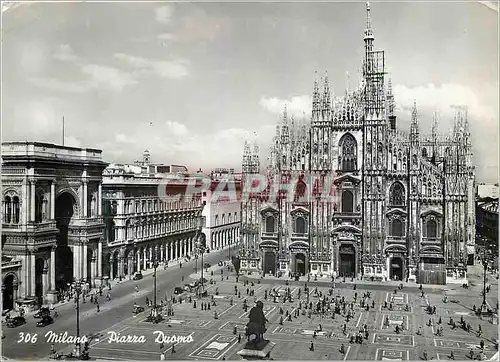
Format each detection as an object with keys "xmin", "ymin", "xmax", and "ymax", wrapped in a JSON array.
[
  {"xmin": 2, "ymin": 142, "xmax": 107, "ymax": 310},
  {"xmin": 239, "ymin": 3, "xmax": 475, "ymax": 285}
]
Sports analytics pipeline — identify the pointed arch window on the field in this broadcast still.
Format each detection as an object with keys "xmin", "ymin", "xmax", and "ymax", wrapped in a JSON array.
[
  {"xmin": 295, "ymin": 216, "xmax": 306, "ymax": 234},
  {"xmin": 4, "ymin": 196, "xmax": 11, "ymax": 223},
  {"xmin": 391, "ymin": 219, "xmax": 403, "ymax": 237},
  {"xmin": 389, "ymin": 182, "xmax": 405, "ymax": 206},
  {"xmin": 426, "ymin": 219, "xmax": 437, "ymax": 238},
  {"xmin": 341, "ymin": 190, "xmax": 354, "ymax": 213},
  {"xmin": 339, "ymin": 134, "xmax": 357, "ymax": 171},
  {"xmin": 265, "ymin": 215, "xmax": 275, "ymax": 233}
]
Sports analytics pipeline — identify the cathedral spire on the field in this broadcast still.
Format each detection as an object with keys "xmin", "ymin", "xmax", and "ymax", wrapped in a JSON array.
[
  {"xmin": 387, "ymin": 77, "xmax": 394, "ymax": 116},
  {"xmin": 364, "ymin": 1, "xmax": 374, "ymax": 43},
  {"xmin": 312, "ymin": 71, "xmax": 321, "ymax": 121},
  {"xmin": 322, "ymin": 72, "xmax": 331, "ymax": 118},
  {"xmin": 410, "ymin": 100, "xmax": 419, "ymax": 143}
]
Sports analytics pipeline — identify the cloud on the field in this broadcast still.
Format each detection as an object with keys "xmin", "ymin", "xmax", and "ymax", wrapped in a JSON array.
[
  {"xmin": 115, "ymin": 53, "xmax": 189, "ymax": 79},
  {"xmin": 157, "ymin": 33, "xmax": 176, "ymax": 40},
  {"xmin": 165, "ymin": 121, "xmax": 189, "ymax": 137},
  {"xmin": 393, "ymin": 83, "xmax": 498, "ymax": 132},
  {"xmin": 27, "ymin": 77, "xmax": 92, "ymax": 93},
  {"xmin": 64, "ymin": 136, "xmax": 82, "ymax": 148},
  {"xmin": 115, "ymin": 133, "xmax": 136, "ymax": 144},
  {"xmin": 393, "ymin": 83, "xmax": 498, "ymax": 183},
  {"xmin": 80, "ymin": 64, "xmax": 138, "ymax": 91},
  {"xmin": 155, "ymin": 5, "xmax": 174, "ymax": 23},
  {"xmin": 259, "ymin": 95, "xmax": 312, "ymax": 118},
  {"xmin": 53, "ymin": 44, "xmax": 79, "ymax": 62}
]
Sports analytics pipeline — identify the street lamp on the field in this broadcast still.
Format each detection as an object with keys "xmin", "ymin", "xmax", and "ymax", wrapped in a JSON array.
[
  {"xmin": 74, "ymin": 281, "xmax": 82, "ymax": 358},
  {"xmin": 478, "ymin": 248, "xmax": 491, "ymax": 315}
]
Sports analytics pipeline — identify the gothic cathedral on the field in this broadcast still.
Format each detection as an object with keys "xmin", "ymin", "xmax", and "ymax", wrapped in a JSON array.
[{"xmin": 240, "ymin": 3, "xmax": 475, "ymax": 285}]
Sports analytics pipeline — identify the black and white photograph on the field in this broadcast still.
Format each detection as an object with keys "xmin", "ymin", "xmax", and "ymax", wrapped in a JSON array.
[{"xmin": 1, "ymin": 1, "xmax": 498, "ymax": 360}]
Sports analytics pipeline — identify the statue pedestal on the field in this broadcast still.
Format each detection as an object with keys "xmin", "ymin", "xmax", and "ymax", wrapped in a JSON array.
[{"xmin": 237, "ymin": 340, "xmax": 275, "ymax": 359}]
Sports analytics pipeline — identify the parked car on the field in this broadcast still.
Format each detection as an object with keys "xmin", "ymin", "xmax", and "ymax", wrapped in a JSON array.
[
  {"xmin": 6, "ymin": 316, "xmax": 26, "ymax": 328},
  {"xmin": 189, "ymin": 281, "xmax": 198, "ymax": 288},
  {"xmin": 204, "ymin": 263, "xmax": 211, "ymax": 269},
  {"xmin": 173, "ymin": 287, "xmax": 184, "ymax": 295},
  {"xmin": 34, "ymin": 307, "xmax": 50, "ymax": 319},
  {"xmin": 133, "ymin": 272, "xmax": 143, "ymax": 280},
  {"xmin": 133, "ymin": 305, "xmax": 145, "ymax": 314},
  {"xmin": 36, "ymin": 315, "xmax": 54, "ymax": 327}
]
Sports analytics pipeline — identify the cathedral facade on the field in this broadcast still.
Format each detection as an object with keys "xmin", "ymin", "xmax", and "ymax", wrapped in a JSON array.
[{"xmin": 239, "ymin": 3, "xmax": 475, "ymax": 285}]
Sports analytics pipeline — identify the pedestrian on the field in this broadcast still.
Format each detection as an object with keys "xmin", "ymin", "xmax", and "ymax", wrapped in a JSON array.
[
  {"xmin": 160, "ymin": 352, "xmax": 165, "ymax": 360},
  {"xmin": 449, "ymin": 351, "xmax": 454, "ymax": 360},
  {"xmin": 97, "ymin": 303, "xmax": 100, "ymax": 312},
  {"xmin": 51, "ymin": 343, "xmax": 56, "ymax": 355},
  {"xmin": 309, "ymin": 342, "xmax": 314, "ymax": 351},
  {"xmin": 423, "ymin": 350, "xmax": 428, "ymax": 360}
]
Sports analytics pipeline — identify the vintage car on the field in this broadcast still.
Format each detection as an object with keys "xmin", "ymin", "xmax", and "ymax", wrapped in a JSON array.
[
  {"xmin": 132, "ymin": 272, "xmax": 143, "ymax": 281},
  {"xmin": 36, "ymin": 315, "xmax": 54, "ymax": 327},
  {"xmin": 6, "ymin": 316, "xmax": 26, "ymax": 328},
  {"xmin": 173, "ymin": 286, "xmax": 184, "ymax": 295},
  {"xmin": 133, "ymin": 305, "xmax": 145, "ymax": 314},
  {"xmin": 34, "ymin": 307, "xmax": 51, "ymax": 319}
]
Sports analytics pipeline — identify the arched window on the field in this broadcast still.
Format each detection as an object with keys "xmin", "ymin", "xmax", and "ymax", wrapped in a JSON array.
[
  {"xmin": 35, "ymin": 193, "xmax": 43, "ymax": 223},
  {"xmin": 389, "ymin": 182, "xmax": 405, "ymax": 206},
  {"xmin": 12, "ymin": 196, "xmax": 20, "ymax": 224},
  {"xmin": 295, "ymin": 217, "xmax": 306, "ymax": 234},
  {"xmin": 391, "ymin": 219, "xmax": 403, "ymax": 237},
  {"xmin": 125, "ymin": 220, "xmax": 130, "ymax": 240},
  {"xmin": 341, "ymin": 190, "xmax": 354, "ymax": 213},
  {"xmin": 265, "ymin": 216, "xmax": 275, "ymax": 233},
  {"xmin": 422, "ymin": 148, "xmax": 428, "ymax": 158},
  {"xmin": 4, "ymin": 196, "xmax": 11, "ymax": 223},
  {"xmin": 339, "ymin": 134, "xmax": 357, "ymax": 171},
  {"xmin": 426, "ymin": 219, "xmax": 437, "ymax": 238}
]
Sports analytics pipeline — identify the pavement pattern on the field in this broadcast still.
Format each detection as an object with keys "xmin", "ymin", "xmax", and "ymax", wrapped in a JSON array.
[{"xmin": 2, "ymin": 259, "xmax": 498, "ymax": 361}]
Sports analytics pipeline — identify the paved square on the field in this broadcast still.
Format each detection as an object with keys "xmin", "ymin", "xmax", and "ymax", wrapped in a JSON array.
[
  {"xmin": 380, "ymin": 314, "xmax": 408, "ymax": 330},
  {"xmin": 373, "ymin": 334, "xmax": 414, "ymax": 346},
  {"xmin": 375, "ymin": 349, "xmax": 410, "ymax": 360},
  {"xmin": 386, "ymin": 293, "xmax": 408, "ymax": 304},
  {"xmin": 189, "ymin": 334, "xmax": 237, "ymax": 360}
]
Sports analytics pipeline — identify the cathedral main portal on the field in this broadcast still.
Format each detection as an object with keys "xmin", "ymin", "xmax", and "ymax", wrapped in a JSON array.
[
  {"xmin": 390, "ymin": 257, "xmax": 404, "ymax": 281},
  {"xmin": 339, "ymin": 244, "xmax": 356, "ymax": 277},
  {"xmin": 263, "ymin": 252, "xmax": 276, "ymax": 275},
  {"xmin": 295, "ymin": 253, "xmax": 306, "ymax": 276}
]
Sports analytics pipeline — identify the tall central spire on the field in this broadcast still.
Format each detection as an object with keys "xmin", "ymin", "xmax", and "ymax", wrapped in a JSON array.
[{"xmin": 364, "ymin": 1, "xmax": 374, "ymax": 40}]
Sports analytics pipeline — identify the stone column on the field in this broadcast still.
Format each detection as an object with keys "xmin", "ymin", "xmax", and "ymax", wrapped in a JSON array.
[
  {"xmin": 128, "ymin": 256, "xmax": 134, "ymax": 278},
  {"xmin": 50, "ymin": 181, "xmax": 56, "ymax": 220},
  {"xmin": 90, "ymin": 251, "xmax": 96, "ymax": 287},
  {"xmin": 83, "ymin": 244, "xmax": 88, "ymax": 281},
  {"xmin": 42, "ymin": 264, "xmax": 49, "ymax": 296},
  {"xmin": 169, "ymin": 242, "xmax": 173, "ymax": 261},
  {"xmin": 97, "ymin": 239, "xmax": 103, "ymax": 281},
  {"xmin": 160, "ymin": 244, "xmax": 164, "ymax": 262},
  {"xmin": 137, "ymin": 250, "xmax": 141, "ymax": 271},
  {"xmin": 50, "ymin": 246, "xmax": 56, "ymax": 290},
  {"xmin": 30, "ymin": 253, "xmax": 36, "ymax": 296},
  {"xmin": 109, "ymin": 254, "xmax": 114, "ymax": 280},
  {"xmin": 98, "ymin": 183, "xmax": 102, "ymax": 216},
  {"xmin": 83, "ymin": 181, "xmax": 88, "ymax": 217},
  {"xmin": 143, "ymin": 248, "xmax": 147, "ymax": 270},
  {"xmin": 30, "ymin": 180, "xmax": 36, "ymax": 222}
]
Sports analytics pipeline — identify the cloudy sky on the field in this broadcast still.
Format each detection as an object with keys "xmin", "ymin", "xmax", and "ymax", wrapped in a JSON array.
[{"xmin": 2, "ymin": 1, "xmax": 498, "ymax": 182}]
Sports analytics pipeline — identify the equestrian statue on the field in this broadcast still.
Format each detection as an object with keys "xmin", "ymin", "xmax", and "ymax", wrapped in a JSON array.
[{"xmin": 246, "ymin": 301, "xmax": 268, "ymax": 344}]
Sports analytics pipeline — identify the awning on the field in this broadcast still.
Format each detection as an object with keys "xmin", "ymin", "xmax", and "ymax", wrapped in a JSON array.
[
  {"xmin": 296, "ymin": 259, "xmax": 304, "ymax": 264},
  {"xmin": 391, "ymin": 264, "xmax": 401, "ymax": 268}
]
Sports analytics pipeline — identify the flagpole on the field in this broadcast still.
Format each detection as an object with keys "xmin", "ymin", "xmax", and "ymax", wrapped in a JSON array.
[{"xmin": 62, "ymin": 116, "xmax": 65, "ymax": 146}]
